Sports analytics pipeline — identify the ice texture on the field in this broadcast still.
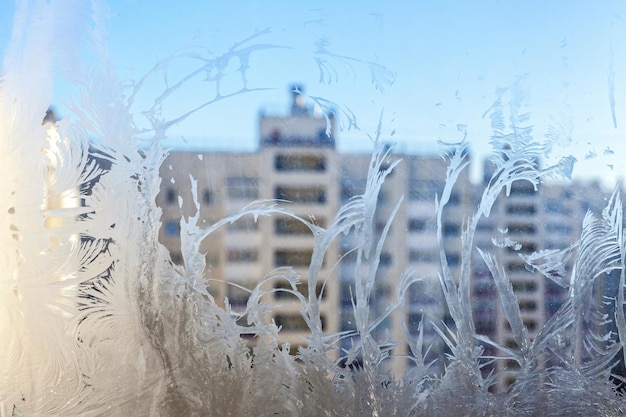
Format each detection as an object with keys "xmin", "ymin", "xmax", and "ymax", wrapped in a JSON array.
[{"xmin": 2, "ymin": 1, "xmax": 626, "ymax": 416}]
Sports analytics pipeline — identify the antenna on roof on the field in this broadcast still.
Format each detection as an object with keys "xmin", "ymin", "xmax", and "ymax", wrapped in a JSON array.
[{"xmin": 290, "ymin": 84, "xmax": 309, "ymax": 116}]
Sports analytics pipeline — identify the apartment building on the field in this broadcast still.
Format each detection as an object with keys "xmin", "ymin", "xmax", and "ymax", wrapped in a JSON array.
[
  {"xmin": 157, "ymin": 86, "xmax": 612, "ymax": 383},
  {"xmin": 156, "ymin": 87, "xmax": 474, "ymax": 375},
  {"xmin": 158, "ymin": 88, "xmax": 340, "ymax": 356},
  {"xmin": 474, "ymin": 170, "xmax": 611, "ymax": 387}
]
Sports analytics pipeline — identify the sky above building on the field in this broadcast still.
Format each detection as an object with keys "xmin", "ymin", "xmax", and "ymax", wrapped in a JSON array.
[{"xmin": 1, "ymin": 0, "xmax": 625, "ymax": 184}]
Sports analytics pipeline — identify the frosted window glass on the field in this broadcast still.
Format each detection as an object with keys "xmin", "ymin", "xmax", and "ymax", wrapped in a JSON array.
[{"xmin": 2, "ymin": 1, "xmax": 626, "ymax": 415}]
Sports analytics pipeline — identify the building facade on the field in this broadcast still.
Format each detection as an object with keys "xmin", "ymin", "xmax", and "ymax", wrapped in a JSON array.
[{"xmin": 157, "ymin": 87, "xmax": 614, "ymax": 386}]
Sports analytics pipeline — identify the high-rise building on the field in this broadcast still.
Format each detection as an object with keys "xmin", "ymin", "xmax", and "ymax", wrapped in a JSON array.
[
  {"xmin": 159, "ymin": 87, "xmax": 341, "ymax": 357},
  {"xmin": 472, "ymin": 166, "xmax": 612, "ymax": 388},
  {"xmin": 157, "ymin": 86, "xmax": 616, "ymax": 385},
  {"xmin": 157, "ymin": 87, "xmax": 473, "ymax": 375}
]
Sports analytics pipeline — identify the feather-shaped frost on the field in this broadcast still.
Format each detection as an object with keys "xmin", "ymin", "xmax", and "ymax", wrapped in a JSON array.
[
  {"xmin": 520, "ymin": 245, "xmax": 576, "ymax": 288},
  {"xmin": 4, "ymin": 1, "xmax": 626, "ymax": 416},
  {"xmin": 478, "ymin": 248, "xmax": 529, "ymax": 355}
]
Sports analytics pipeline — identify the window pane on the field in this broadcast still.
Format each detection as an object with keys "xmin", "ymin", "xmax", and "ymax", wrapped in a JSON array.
[{"xmin": 5, "ymin": 1, "xmax": 626, "ymax": 414}]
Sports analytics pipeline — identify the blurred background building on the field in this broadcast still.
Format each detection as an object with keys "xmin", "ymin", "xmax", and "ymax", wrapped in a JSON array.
[{"xmin": 157, "ymin": 86, "xmax": 615, "ymax": 388}]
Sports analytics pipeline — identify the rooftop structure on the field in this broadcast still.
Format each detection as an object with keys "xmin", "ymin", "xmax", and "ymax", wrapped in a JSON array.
[{"xmin": 260, "ymin": 85, "xmax": 335, "ymax": 148}]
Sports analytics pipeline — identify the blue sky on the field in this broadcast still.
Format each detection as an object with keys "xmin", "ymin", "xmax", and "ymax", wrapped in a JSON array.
[{"xmin": 1, "ymin": 0, "xmax": 625, "ymax": 184}]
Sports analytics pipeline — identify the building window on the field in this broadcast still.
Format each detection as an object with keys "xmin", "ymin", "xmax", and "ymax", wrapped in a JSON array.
[
  {"xmin": 523, "ymin": 319, "xmax": 538, "ymax": 331},
  {"xmin": 475, "ymin": 319, "xmax": 496, "ymax": 334},
  {"xmin": 408, "ymin": 249, "xmax": 436, "ymax": 263},
  {"xmin": 512, "ymin": 281, "xmax": 537, "ymax": 293},
  {"xmin": 202, "ymin": 189, "xmax": 213, "ymax": 205},
  {"xmin": 504, "ymin": 358, "xmax": 521, "ymax": 371},
  {"xmin": 274, "ymin": 249, "xmax": 313, "ymax": 267},
  {"xmin": 227, "ymin": 285, "xmax": 250, "ymax": 310},
  {"xmin": 227, "ymin": 177, "xmax": 259, "ymax": 199},
  {"xmin": 510, "ymin": 182, "xmax": 536, "ymax": 195},
  {"xmin": 275, "ymin": 186, "xmax": 326, "ymax": 204},
  {"xmin": 407, "ymin": 312, "xmax": 423, "ymax": 335},
  {"xmin": 505, "ymin": 203, "xmax": 536, "ymax": 215},
  {"xmin": 442, "ymin": 222, "xmax": 460, "ymax": 237},
  {"xmin": 226, "ymin": 249, "xmax": 258, "ymax": 263},
  {"xmin": 408, "ymin": 218, "xmax": 427, "ymax": 232},
  {"xmin": 275, "ymin": 154, "xmax": 326, "ymax": 171},
  {"xmin": 518, "ymin": 300, "xmax": 537, "ymax": 312},
  {"xmin": 506, "ymin": 242, "xmax": 537, "ymax": 254},
  {"xmin": 274, "ymin": 280, "xmax": 325, "ymax": 300},
  {"xmin": 274, "ymin": 314, "xmax": 307, "ymax": 332},
  {"xmin": 164, "ymin": 220, "xmax": 180, "ymax": 236},
  {"xmin": 501, "ymin": 340, "xmax": 517, "ymax": 352},
  {"xmin": 507, "ymin": 223, "xmax": 536, "ymax": 234},
  {"xmin": 165, "ymin": 188, "xmax": 177, "ymax": 204},
  {"xmin": 274, "ymin": 313, "xmax": 325, "ymax": 332},
  {"xmin": 375, "ymin": 221, "xmax": 389, "ymax": 235},
  {"xmin": 274, "ymin": 217, "xmax": 314, "ymax": 235},
  {"xmin": 379, "ymin": 252, "xmax": 392, "ymax": 266},
  {"xmin": 447, "ymin": 253, "xmax": 460, "ymax": 266},
  {"xmin": 341, "ymin": 178, "xmax": 366, "ymax": 202},
  {"xmin": 170, "ymin": 252, "xmax": 183, "ymax": 265},
  {"xmin": 507, "ymin": 261, "xmax": 528, "ymax": 272},
  {"xmin": 447, "ymin": 192, "xmax": 461, "ymax": 206},
  {"xmin": 408, "ymin": 180, "xmax": 443, "ymax": 201}
]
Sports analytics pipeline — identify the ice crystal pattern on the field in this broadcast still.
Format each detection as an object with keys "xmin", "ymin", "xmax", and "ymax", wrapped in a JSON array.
[{"xmin": 2, "ymin": 2, "xmax": 626, "ymax": 416}]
